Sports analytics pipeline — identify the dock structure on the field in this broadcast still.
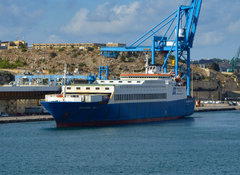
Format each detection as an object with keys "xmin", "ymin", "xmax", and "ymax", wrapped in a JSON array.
[
  {"xmin": 195, "ymin": 106, "xmax": 239, "ymax": 112},
  {"xmin": 0, "ymin": 85, "xmax": 61, "ymax": 115},
  {"xmin": 0, "ymin": 66, "xmax": 109, "ymax": 115},
  {"xmin": 15, "ymin": 74, "xmax": 97, "ymax": 86},
  {"xmin": 0, "ymin": 86, "xmax": 60, "ymax": 100},
  {"xmin": 0, "ymin": 115, "xmax": 54, "ymax": 124}
]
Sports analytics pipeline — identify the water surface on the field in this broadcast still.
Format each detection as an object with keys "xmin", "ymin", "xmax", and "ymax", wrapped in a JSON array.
[{"xmin": 1, "ymin": 111, "xmax": 240, "ymax": 175}]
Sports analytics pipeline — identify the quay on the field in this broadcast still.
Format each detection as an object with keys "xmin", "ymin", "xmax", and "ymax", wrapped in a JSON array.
[
  {"xmin": 0, "ymin": 85, "xmax": 61, "ymax": 115},
  {"xmin": 195, "ymin": 105, "xmax": 240, "ymax": 112},
  {"xmin": 0, "ymin": 115, "xmax": 53, "ymax": 124}
]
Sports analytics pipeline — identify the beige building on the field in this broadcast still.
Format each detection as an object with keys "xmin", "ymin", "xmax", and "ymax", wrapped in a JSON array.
[
  {"xmin": 106, "ymin": 42, "xmax": 126, "ymax": 47},
  {"xmin": 32, "ymin": 42, "xmax": 127, "ymax": 50},
  {"xmin": 32, "ymin": 43, "xmax": 106, "ymax": 50},
  {"xmin": 0, "ymin": 40, "xmax": 28, "ymax": 49}
]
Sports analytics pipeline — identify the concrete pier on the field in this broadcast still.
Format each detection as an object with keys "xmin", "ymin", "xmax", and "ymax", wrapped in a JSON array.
[
  {"xmin": 195, "ymin": 106, "xmax": 239, "ymax": 112},
  {"xmin": 194, "ymin": 103, "xmax": 240, "ymax": 112},
  {"xmin": 0, "ymin": 115, "xmax": 54, "ymax": 124}
]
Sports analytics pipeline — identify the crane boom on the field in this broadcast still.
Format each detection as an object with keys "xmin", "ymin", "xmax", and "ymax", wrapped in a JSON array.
[{"xmin": 101, "ymin": 0, "xmax": 202, "ymax": 96}]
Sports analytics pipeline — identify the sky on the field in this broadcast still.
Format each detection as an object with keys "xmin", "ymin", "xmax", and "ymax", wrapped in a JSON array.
[{"xmin": 0, "ymin": 0, "xmax": 239, "ymax": 60}]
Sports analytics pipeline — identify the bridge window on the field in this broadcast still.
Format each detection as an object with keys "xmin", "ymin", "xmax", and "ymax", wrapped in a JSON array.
[
  {"xmin": 67, "ymin": 87, "xmax": 71, "ymax": 90},
  {"xmin": 86, "ymin": 87, "xmax": 90, "ymax": 90},
  {"xmin": 95, "ymin": 87, "xmax": 100, "ymax": 90},
  {"xmin": 105, "ymin": 87, "xmax": 110, "ymax": 90},
  {"xmin": 76, "ymin": 87, "xmax": 81, "ymax": 90},
  {"xmin": 71, "ymin": 95, "xmax": 79, "ymax": 97}
]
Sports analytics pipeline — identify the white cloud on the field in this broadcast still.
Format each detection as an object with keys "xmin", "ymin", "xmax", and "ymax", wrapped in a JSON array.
[
  {"xmin": 196, "ymin": 31, "xmax": 224, "ymax": 46},
  {"xmin": 61, "ymin": 2, "xmax": 141, "ymax": 36}
]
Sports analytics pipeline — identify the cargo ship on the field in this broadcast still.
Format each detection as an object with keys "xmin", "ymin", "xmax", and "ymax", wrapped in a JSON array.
[{"xmin": 41, "ymin": 65, "xmax": 195, "ymax": 127}]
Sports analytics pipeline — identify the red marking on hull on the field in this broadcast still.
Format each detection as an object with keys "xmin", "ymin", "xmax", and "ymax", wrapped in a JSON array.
[{"xmin": 56, "ymin": 116, "xmax": 184, "ymax": 128}]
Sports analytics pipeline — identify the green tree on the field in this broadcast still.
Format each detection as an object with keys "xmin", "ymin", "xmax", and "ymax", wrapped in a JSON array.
[
  {"xmin": 209, "ymin": 62, "xmax": 220, "ymax": 71},
  {"xmin": 87, "ymin": 47, "xmax": 94, "ymax": 52}
]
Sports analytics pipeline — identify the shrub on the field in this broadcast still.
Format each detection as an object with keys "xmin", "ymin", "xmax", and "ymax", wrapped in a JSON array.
[
  {"xmin": 92, "ymin": 58, "xmax": 96, "ymax": 63},
  {"xmin": 127, "ymin": 57, "xmax": 134, "ymax": 62},
  {"xmin": 120, "ymin": 56, "xmax": 126, "ymax": 62},
  {"xmin": 58, "ymin": 47, "xmax": 65, "ymax": 52},
  {"xmin": 21, "ymin": 48, "xmax": 27, "ymax": 52},
  {"xmin": 87, "ymin": 47, "xmax": 94, "ymax": 52},
  {"xmin": 72, "ymin": 53, "xmax": 78, "ymax": 58},
  {"xmin": 0, "ymin": 58, "xmax": 16, "ymax": 68},
  {"xmin": 78, "ymin": 63, "xmax": 86, "ymax": 67},
  {"xmin": 209, "ymin": 62, "xmax": 220, "ymax": 72},
  {"xmin": 19, "ymin": 45, "xmax": 27, "ymax": 52},
  {"xmin": 50, "ymin": 52, "xmax": 57, "ymax": 58},
  {"xmin": 49, "ymin": 68, "xmax": 57, "ymax": 74},
  {"xmin": 15, "ymin": 59, "xmax": 28, "ymax": 67},
  {"xmin": 72, "ymin": 49, "xmax": 77, "ymax": 53}
]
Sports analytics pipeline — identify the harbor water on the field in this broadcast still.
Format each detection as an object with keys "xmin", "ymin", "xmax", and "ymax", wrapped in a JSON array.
[{"xmin": 1, "ymin": 111, "xmax": 240, "ymax": 175}]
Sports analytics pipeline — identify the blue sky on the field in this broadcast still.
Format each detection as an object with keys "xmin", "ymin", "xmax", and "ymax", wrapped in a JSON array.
[{"xmin": 0, "ymin": 0, "xmax": 240, "ymax": 60}]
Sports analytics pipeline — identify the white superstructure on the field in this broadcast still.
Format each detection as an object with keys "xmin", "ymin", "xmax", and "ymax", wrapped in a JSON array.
[{"xmin": 45, "ymin": 67, "xmax": 186, "ymax": 104}]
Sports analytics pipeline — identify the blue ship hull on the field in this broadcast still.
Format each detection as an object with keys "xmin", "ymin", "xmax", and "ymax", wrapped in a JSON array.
[{"xmin": 41, "ymin": 98, "xmax": 194, "ymax": 127}]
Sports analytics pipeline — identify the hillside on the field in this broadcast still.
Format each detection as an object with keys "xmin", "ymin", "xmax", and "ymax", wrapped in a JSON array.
[
  {"xmin": 0, "ymin": 48, "xmax": 149, "ymax": 77},
  {"xmin": 0, "ymin": 48, "xmax": 239, "ymax": 100}
]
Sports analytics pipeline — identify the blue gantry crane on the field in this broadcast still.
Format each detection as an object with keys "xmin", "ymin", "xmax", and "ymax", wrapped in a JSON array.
[{"xmin": 101, "ymin": 0, "xmax": 202, "ymax": 96}]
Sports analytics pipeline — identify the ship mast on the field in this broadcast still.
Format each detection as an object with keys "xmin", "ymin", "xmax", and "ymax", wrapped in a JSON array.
[{"xmin": 63, "ymin": 63, "xmax": 67, "ymax": 98}]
